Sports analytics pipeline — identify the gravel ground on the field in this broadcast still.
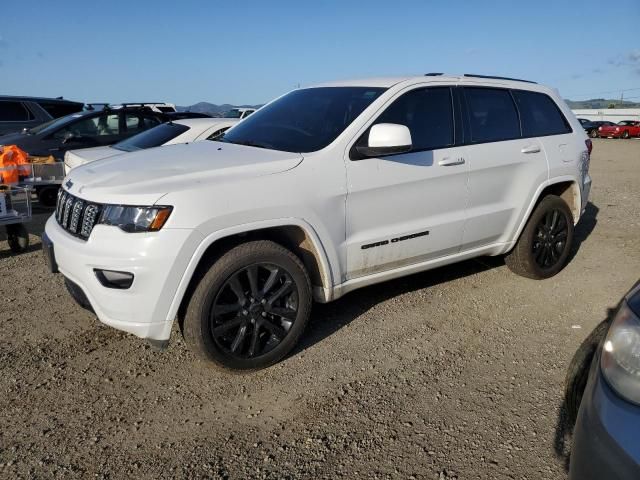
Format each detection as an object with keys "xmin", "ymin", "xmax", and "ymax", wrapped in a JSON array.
[{"xmin": 0, "ymin": 139, "xmax": 639, "ymax": 479}]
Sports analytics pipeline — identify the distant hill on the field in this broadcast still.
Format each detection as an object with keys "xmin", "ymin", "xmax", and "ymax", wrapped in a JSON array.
[
  {"xmin": 177, "ymin": 102, "xmax": 263, "ymax": 117},
  {"xmin": 565, "ymin": 98, "xmax": 640, "ymax": 109}
]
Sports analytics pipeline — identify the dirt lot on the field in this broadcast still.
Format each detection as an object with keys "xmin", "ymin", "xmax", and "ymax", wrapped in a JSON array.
[{"xmin": 0, "ymin": 139, "xmax": 639, "ymax": 479}]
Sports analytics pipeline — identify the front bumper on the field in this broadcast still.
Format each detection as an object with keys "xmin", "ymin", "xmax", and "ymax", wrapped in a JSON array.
[
  {"xmin": 570, "ymin": 361, "xmax": 640, "ymax": 479},
  {"xmin": 44, "ymin": 215, "xmax": 203, "ymax": 341}
]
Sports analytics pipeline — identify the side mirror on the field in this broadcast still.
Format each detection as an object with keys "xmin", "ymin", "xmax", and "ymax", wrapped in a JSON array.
[
  {"xmin": 62, "ymin": 132, "xmax": 80, "ymax": 144},
  {"xmin": 356, "ymin": 123, "xmax": 412, "ymax": 158}
]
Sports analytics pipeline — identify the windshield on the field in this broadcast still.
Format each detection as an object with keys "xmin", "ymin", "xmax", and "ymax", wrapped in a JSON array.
[
  {"xmin": 113, "ymin": 122, "xmax": 190, "ymax": 152},
  {"xmin": 224, "ymin": 109, "xmax": 242, "ymax": 118},
  {"xmin": 218, "ymin": 87, "xmax": 386, "ymax": 153},
  {"xmin": 29, "ymin": 112, "xmax": 90, "ymax": 135}
]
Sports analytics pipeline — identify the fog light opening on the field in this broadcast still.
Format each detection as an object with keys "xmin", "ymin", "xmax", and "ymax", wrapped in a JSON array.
[{"xmin": 94, "ymin": 269, "xmax": 134, "ymax": 289}]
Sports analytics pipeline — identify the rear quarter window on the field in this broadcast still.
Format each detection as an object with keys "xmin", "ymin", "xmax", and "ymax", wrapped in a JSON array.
[
  {"xmin": 464, "ymin": 87, "xmax": 520, "ymax": 143},
  {"xmin": 511, "ymin": 90, "xmax": 572, "ymax": 137},
  {"xmin": 37, "ymin": 102, "xmax": 83, "ymax": 119},
  {"xmin": 0, "ymin": 101, "xmax": 35, "ymax": 122}
]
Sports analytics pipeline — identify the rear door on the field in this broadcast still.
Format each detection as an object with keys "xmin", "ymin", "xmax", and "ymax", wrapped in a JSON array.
[
  {"xmin": 460, "ymin": 86, "xmax": 547, "ymax": 249},
  {"xmin": 345, "ymin": 85, "xmax": 469, "ymax": 279}
]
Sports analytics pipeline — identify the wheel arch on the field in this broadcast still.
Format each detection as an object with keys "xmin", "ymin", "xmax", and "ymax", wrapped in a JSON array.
[
  {"xmin": 167, "ymin": 219, "xmax": 335, "ymax": 328},
  {"xmin": 511, "ymin": 177, "xmax": 582, "ymax": 248}
]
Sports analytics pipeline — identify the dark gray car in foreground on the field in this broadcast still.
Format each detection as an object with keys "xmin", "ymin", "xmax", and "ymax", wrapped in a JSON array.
[{"xmin": 568, "ymin": 282, "xmax": 640, "ymax": 479}]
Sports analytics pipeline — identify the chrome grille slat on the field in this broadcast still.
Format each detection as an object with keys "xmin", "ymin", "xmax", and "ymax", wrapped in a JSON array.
[{"xmin": 55, "ymin": 191, "xmax": 101, "ymax": 240}]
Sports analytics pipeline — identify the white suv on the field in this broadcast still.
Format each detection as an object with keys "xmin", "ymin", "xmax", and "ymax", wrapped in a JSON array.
[{"xmin": 43, "ymin": 74, "xmax": 592, "ymax": 370}]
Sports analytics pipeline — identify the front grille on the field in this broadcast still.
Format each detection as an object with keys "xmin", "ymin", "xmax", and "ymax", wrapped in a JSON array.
[{"xmin": 55, "ymin": 189, "xmax": 102, "ymax": 239}]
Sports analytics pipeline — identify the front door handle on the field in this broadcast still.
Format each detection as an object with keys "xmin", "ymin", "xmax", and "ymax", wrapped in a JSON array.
[
  {"xmin": 438, "ymin": 157, "xmax": 465, "ymax": 166},
  {"xmin": 521, "ymin": 145, "xmax": 541, "ymax": 154}
]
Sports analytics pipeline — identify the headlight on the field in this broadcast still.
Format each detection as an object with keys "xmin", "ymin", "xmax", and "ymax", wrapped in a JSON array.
[
  {"xmin": 601, "ymin": 291, "xmax": 640, "ymax": 405},
  {"xmin": 99, "ymin": 205, "xmax": 172, "ymax": 233},
  {"xmin": 615, "ymin": 127, "xmax": 620, "ymax": 132}
]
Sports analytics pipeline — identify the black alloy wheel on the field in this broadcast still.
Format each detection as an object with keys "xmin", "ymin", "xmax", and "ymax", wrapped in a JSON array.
[
  {"xmin": 182, "ymin": 240, "xmax": 312, "ymax": 370},
  {"xmin": 211, "ymin": 263, "xmax": 299, "ymax": 359},
  {"xmin": 532, "ymin": 209, "xmax": 569, "ymax": 269},
  {"xmin": 589, "ymin": 129, "xmax": 598, "ymax": 138}
]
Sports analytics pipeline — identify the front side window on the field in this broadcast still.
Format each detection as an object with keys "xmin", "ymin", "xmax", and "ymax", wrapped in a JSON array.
[
  {"xmin": 113, "ymin": 122, "xmax": 190, "ymax": 152},
  {"xmin": 464, "ymin": 87, "xmax": 520, "ymax": 143},
  {"xmin": 512, "ymin": 90, "xmax": 571, "ymax": 137},
  {"xmin": 54, "ymin": 113, "xmax": 120, "ymax": 139},
  {"xmin": 0, "ymin": 101, "xmax": 34, "ymax": 122},
  {"xmin": 370, "ymin": 87, "xmax": 454, "ymax": 152},
  {"xmin": 219, "ymin": 87, "xmax": 386, "ymax": 153}
]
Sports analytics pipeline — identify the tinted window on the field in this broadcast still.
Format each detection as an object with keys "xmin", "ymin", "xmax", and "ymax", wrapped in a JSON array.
[
  {"xmin": 124, "ymin": 113, "xmax": 160, "ymax": 133},
  {"xmin": 114, "ymin": 122, "xmax": 190, "ymax": 152},
  {"xmin": 371, "ymin": 87, "xmax": 454, "ymax": 151},
  {"xmin": 464, "ymin": 87, "xmax": 520, "ymax": 142},
  {"xmin": 206, "ymin": 126, "xmax": 231, "ymax": 140},
  {"xmin": 38, "ymin": 102, "xmax": 83, "ymax": 119},
  {"xmin": 54, "ymin": 113, "xmax": 120, "ymax": 139},
  {"xmin": 220, "ymin": 87, "xmax": 385, "ymax": 153},
  {"xmin": 512, "ymin": 90, "xmax": 571, "ymax": 136},
  {"xmin": 0, "ymin": 101, "xmax": 34, "ymax": 122}
]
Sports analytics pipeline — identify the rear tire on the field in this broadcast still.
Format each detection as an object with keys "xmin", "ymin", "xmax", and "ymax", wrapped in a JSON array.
[
  {"xmin": 182, "ymin": 240, "xmax": 312, "ymax": 371},
  {"xmin": 505, "ymin": 195, "xmax": 574, "ymax": 279},
  {"xmin": 6, "ymin": 224, "xmax": 29, "ymax": 253},
  {"xmin": 589, "ymin": 129, "xmax": 598, "ymax": 138}
]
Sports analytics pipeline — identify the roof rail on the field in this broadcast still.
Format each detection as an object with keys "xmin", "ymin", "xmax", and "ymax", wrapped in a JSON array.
[
  {"xmin": 463, "ymin": 73, "xmax": 537, "ymax": 84},
  {"xmin": 85, "ymin": 103, "xmax": 110, "ymax": 111},
  {"xmin": 424, "ymin": 72, "xmax": 443, "ymax": 76}
]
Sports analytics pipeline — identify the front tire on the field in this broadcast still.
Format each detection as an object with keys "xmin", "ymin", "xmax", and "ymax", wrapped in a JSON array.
[
  {"xmin": 622, "ymin": 130, "xmax": 630, "ymax": 139},
  {"xmin": 183, "ymin": 240, "xmax": 312, "ymax": 371},
  {"xmin": 589, "ymin": 129, "xmax": 598, "ymax": 138},
  {"xmin": 505, "ymin": 195, "xmax": 574, "ymax": 279}
]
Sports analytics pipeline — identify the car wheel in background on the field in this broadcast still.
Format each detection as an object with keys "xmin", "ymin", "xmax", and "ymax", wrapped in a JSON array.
[
  {"xmin": 505, "ymin": 195, "xmax": 574, "ymax": 279},
  {"xmin": 182, "ymin": 240, "xmax": 312, "ymax": 371},
  {"xmin": 37, "ymin": 186, "xmax": 60, "ymax": 208},
  {"xmin": 589, "ymin": 129, "xmax": 598, "ymax": 138},
  {"xmin": 6, "ymin": 224, "xmax": 29, "ymax": 253},
  {"xmin": 622, "ymin": 130, "xmax": 630, "ymax": 139}
]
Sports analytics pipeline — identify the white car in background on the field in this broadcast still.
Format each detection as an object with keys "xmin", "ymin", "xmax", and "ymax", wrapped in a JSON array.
[
  {"xmin": 64, "ymin": 118, "xmax": 238, "ymax": 173},
  {"xmin": 223, "ymin": 107, "xmax": 256, "ymax": 119}
]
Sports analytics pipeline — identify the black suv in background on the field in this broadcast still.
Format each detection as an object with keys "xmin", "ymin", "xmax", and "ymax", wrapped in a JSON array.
[
  {"xmin": 0, "ymin": 96, "xmax": 84, "ymax": 135},
  {"xmin": 0, "ymin": 106, "xmax": 169, "ymax": 161}
]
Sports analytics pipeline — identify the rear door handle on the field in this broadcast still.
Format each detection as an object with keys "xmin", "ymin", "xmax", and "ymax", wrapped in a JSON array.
[
  {"xmin": 438, "ymin": 157, "xmax": 465, "ymax": 166},
  {"xmin": 521, "ymin": 145, "xmax": 541, "ymax": 154}
]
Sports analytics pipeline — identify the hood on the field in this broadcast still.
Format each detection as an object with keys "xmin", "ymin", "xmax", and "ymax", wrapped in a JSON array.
[
  {"xmin": 65, "ymin": 141, "xmax": 303, "ymax": 205},
  {"xmin": 65, "ymin": 146, "xmax": 120, "ymax": 169}
]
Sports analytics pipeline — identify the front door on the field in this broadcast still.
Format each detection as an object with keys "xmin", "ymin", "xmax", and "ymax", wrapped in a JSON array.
[{"xmin": 345, "ymin": 86, "xmax": 469, "ymax": 280}]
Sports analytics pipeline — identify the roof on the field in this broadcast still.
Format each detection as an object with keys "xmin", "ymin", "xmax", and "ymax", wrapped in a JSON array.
[
  {"xmin": 0, "ymin": 95, "xmax": 83, "ymax": 105},
  {"xmin": 310, "ymin": 73, "xmax": 538, "ymax": 89}
]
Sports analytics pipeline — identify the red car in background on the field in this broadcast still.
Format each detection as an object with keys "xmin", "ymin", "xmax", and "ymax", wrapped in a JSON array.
[{"xmin": 598, "ymin": 120, "xmax": 640, "ymax": 138}]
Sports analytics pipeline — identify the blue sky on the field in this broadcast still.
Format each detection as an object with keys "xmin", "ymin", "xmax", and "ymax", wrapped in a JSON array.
[{"xmin": 1, "ymin": 0, "xmax": 639, "ymax": 106}]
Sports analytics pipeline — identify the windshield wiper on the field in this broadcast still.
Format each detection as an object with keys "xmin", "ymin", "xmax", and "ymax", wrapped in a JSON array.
[{"xmin": 218, "ymin": 138, "xmax": 273, "ymax": 150}]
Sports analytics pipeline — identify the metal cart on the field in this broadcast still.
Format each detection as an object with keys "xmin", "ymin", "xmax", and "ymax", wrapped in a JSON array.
[
  {"xmin": 0, "ymin": 186, "xmax": 32, "ymax": 253},
  {"xmin": 20, "ymin": 162, "xmax": 65, "ymax": 207}
]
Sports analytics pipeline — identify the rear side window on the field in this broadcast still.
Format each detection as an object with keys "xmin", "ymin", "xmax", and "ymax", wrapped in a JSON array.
[
  {"xmin": 373, "ymin": 87, "xmax": 454, "ymax": 151},
  {"xmin": 207, "ymin": 126, "xmax": 231, "ymax": 140},
  {"xmin": 512, "ymin": 90, "xmax": 571, "ymax": 137},
  {"xmin": 464, "ymin": 87, "xmax": 520, "ymax": 143},
  {"xmin": 0, "ymin": 101, "xmax": 34, "ymax": 122},
  {"xmin": 37, "ymin": 102, "xmax": 83, "ymax": 119}
]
